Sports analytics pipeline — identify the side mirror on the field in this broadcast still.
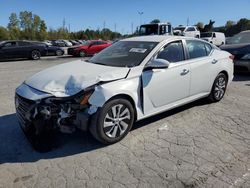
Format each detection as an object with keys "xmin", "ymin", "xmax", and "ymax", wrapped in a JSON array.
[{"xmin": 145, "ymin": 58, "xmax": 170, "ymax": 70}]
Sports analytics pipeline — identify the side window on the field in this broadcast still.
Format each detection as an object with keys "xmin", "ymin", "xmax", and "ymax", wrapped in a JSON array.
[
  {"xmin": 157, "ymin": 41, "xmax": 185, "ymax": 63},
  {"xmin": 186, "ymin": 40, "xmax": 207, "ymax": 59},
  {"xmin": 3, "ymin": 42, "xmax": 16, "ymax": 47},
  {"xmin": 18, "ymin": 41, "xmax": 30, "ymax": 46},
  {"xmin": 205, "ymin": 43, "xmax": 213, "ymax": 55}
]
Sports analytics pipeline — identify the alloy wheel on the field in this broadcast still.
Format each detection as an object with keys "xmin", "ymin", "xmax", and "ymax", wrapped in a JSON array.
[
  {"xmin": 214, "ymin": 76, "xmax": 226, "ymax": 100},
  {"xmin": 103, "ymin": 104, "xmax": 131, "ymax": 138}
]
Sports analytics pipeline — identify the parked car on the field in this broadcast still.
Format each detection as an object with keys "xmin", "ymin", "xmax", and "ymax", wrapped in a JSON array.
[
  {"xmin": 0, "ymin": 40, "xmax": 47, "ymax": 60},
  {"xmin": 68, "ymin": 40, "xmax": 111, "ymax": 57},
  {"xmin": 139, "ymin": 22, "xmax": 173, "ymax": 36},
  {"xmin": 44, "ymin": 44, "xmax": 64, "ymax": 56},
  {"xmin": 51, "ymin": 40, "xmax": 72, "ymax": 47},
  {"xmin": 220, "ymin": 30, "xmax": 250, "ymax": 73},
  {"xmin": 174, "ymin": 26, "xmax": 200, "ymax": 38},
  {"xmin": 69, "ymin": 40, "xmax": 80, "ymax": 46},
  {"xmin": 201, "ymin": 32, "xmax": 225, "ymax": 46},
  {"xmin": 15, "ymin": 36, "xmax": 234, "ymax": 150}
]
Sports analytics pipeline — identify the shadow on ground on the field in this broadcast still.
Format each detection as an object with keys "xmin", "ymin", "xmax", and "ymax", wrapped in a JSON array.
[{"xmin": 0, "ymin": 98, "xmax": 208, "ymax": 164}]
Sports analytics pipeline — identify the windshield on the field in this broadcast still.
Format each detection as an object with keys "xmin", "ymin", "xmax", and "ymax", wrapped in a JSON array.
[
  {"xmin": 139, "ymin": 24, "xmax": 158, "ymax": 35},
  {"xmin": 89, "ymin": 41, "xmax": 158, "ymax": 67},
  {"xmin": 201, "ymin": 32, "xmax": 212, "ymax": 38},
  {"xmin": 174, "ymin": 27, "xmax": 185, "ymax": 32},
  {"xmin": 82, "ymin": 41, "xmax": 92, "ymax": 46},
  {"xmin": 227, "ymin": 32, "xmax": 250, "ymax": 44}
]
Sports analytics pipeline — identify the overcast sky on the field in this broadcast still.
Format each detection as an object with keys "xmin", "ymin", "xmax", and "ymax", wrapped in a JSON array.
[{"xmin": 0, "ymin": 0, "xmax": 250, "ymax": 34}]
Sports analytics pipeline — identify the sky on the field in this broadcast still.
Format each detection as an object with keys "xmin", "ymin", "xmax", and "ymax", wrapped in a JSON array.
[{"xmin": 0, "ymin": 0, "xmax": 250, "ymax": 34}]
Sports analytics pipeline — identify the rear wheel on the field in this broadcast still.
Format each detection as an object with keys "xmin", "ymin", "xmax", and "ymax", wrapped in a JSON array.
[
  {"xmin": 30, "ymin": 50, "xmax": 41, "ymax": 60},
  {"xmin": 90, "ymin": 98, "xmax": 134, "ymax": 144},
  {"xmin": 208, "ymin": 73, "xmax": 228, "ymax": 102}
]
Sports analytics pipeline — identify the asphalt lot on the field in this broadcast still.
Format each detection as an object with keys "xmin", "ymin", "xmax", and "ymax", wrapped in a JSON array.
[{"xmin": 0, "ymin": 56, "xmax": 250, "ymax": 188}]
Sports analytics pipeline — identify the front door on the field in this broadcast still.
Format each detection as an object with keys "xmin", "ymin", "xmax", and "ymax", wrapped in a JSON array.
[{"xmin": 142, "ymin": 40, "xmax": 190, "ymax": 115}]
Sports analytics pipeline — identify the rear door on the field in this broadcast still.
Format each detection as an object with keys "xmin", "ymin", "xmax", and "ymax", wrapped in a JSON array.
[
  {"xmin": 17, "ymin": 41, "xmax": 31, "ymax": 58},
  {"xmin": 185, "ymin": 40, "xmax": 218, "ymax": 96}
]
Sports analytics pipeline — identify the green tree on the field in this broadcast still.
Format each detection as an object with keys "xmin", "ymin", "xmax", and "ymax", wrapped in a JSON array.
[
  {"xmin": 7, "ymin": 13, "xmax": 20, "ymax": 39},
  {"xmin": 225, "ymin": 20, "xmax": 235, "ymax": 28},
  {"xmin": 38, "ymin": 20, "xmax": 47, "ymax": 40},
  {"xmin": 150, "ymin": 19, "xmax": 161, "ymax": 24},
  {"xmin": 0, "ymin": 26, "xmax": 9, "ymax": 40},
  {"xmin": 196, "ymin": 22, "xmax": 204, "ymax": 31},
  {"xmin": 19, "ymin": 11, "xmax": 33, "ymax": 39},
  {"xmin": 203, "ymin": 20, "xmax": 215, "ymax": 32}
]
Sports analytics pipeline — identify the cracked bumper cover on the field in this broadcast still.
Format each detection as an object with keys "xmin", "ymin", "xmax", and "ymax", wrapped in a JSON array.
[{"xmin": 15, "ymin": 83, "xmax": 93, "ymax": 134}]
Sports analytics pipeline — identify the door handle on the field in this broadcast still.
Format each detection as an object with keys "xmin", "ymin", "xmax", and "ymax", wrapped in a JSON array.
[
  {"xmin": 212, "ymin": 59, "xmax": 218, "ymax": 64},
  {"xmin": 181, "ymin": 69, "xmax": 189, "ymax": 75}
]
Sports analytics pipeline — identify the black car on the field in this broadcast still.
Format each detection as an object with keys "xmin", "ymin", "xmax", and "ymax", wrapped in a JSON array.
[
  {"xmin": 220, "ymin": 31, "xmax": 250, "ymax": 73},
  {"xmin": 44, "ymin": 44, "xmax": 64, "ymax": 56},
  {"xmin": 0, "ymin": 40, "xmax": 47, "ymax": 60}
]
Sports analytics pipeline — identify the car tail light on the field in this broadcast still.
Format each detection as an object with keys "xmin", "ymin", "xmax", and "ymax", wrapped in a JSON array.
[{"xmin": 229, "ymin": 55, "xmax": 234, "ymax": 60}]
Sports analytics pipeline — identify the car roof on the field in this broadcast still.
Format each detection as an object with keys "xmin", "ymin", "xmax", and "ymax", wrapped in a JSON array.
[{"xmin": 122, "ymin": 35, "xmax": 187, "ymax": 42}]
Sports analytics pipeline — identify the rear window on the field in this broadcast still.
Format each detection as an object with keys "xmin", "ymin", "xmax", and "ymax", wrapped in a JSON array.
[{"xmin": 186, "ymin": 40, "xmax": 207, "ymax": 59}]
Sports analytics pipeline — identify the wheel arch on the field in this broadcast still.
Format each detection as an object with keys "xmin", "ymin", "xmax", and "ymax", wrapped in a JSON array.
[{"xmin": 104, "ymin": 94, "xmax": 138, "ymax": 121}]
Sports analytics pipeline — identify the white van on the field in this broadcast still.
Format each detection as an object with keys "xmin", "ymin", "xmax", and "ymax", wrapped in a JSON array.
[{"xmin": 201, "ymin": 32, "xmax": 225, "ymax": 46}]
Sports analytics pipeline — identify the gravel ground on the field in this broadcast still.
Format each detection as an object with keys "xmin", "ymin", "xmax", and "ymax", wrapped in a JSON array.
[{"xmin": 0, "ymin": 57, "xmax": 249, "ymax": 188}]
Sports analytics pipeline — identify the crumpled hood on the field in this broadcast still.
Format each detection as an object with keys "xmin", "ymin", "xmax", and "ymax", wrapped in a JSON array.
[{"xmin": 25, "ymin": 60, "xmax": 130, "ymax": 97}]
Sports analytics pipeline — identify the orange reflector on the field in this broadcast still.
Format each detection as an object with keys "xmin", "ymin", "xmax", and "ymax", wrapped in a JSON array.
[{"xmin": 80, "ymin": 92, "xmax": 93, "ymax": 105}]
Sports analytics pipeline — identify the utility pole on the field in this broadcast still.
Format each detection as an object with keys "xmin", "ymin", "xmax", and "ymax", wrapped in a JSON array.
[
  {"xmin": 187, "ymin": 17, "xmax": 190, "ymax": 26},
  {"xmin": 114, "ymin": 23, "xmax": 117, "ymax": 33},
  {"xmin": 63, "ymin": 18, "xmax": 66, "ymax": 30},
  {"xmin": 103, "ymin": 21, "xmax": 106, "ymax": 30},
  {"xmin": 68, "ymin": 24, "xmax": 70, "ymax": 33},
  {"xmin": 138, "ymin": 11, "xmax": 144, "ymax": 25},
  {"xmin": 131, "ymin": 22, "xmax": 134, "ymax": 34}
]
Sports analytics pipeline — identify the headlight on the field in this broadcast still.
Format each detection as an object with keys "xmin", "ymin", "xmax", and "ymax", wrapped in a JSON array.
[
  {"xmin": 79, "ymin": 90, "xmax": 94, "ymax": 105},
  {"xmin": 241, "ymin": 54, "xmax": 250, "ymax": 60}
]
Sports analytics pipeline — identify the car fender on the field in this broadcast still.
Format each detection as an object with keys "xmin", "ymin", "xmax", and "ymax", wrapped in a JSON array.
[{"xmin": 88, "ymin": 77, "xmax": 144, "ymax": 120}]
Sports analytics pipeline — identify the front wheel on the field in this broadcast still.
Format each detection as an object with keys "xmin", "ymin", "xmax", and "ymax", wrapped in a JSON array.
[
  {"xmin": 79, "ymin": 50, "xmax": 86, "ymax": 57},
  {"xmin": 207, "ymin": 73, "xmax": 228, "ymax": 102},
  {"xmin": 30, "ymin": 50, "xmax": 41, "ymax": 60},
  {"xmin": 56, "ymin": 49, "xmax": 63, "ymax": 56},
  {"xmin": 90, "ymin": 98, "xmax": 135, "ymax": 144}
]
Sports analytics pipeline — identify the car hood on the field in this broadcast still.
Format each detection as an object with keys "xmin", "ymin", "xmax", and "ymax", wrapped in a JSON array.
[
  {"xmin": 25, "ymin": 60, "xmax": 130, "ymax": 97},
  {"xmin": 220, "ymin": 43, "xmax": 250, "ymax": 50}
]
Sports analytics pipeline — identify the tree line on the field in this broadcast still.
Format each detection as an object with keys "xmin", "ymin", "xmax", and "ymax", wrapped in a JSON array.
[
  {"xmin": 1, "ymin": 11, "xmax": 250, "ymax": 41},
  {"xmin": 195, "ymin": 18, "xmax": 250, "ymax": 37},
  {"xmin": 0, "ymin": 11, "xmax": 122, "ymax": 41}
]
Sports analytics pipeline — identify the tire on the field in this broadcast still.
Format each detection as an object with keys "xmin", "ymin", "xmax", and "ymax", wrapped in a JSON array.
[
  {"xmin": 196, "ymin": 35, "xmax": 200, "ymax": 38},
  {"xmin": 79, "ymin": 50, "xmax": 86, "ymax": 57},
  {"xmin": 56, "ymin": 49, "xmax": 63, "ymax": 56},
  {"xmin": 207, "ymin": 73, "xmax": 228, "ymax": 102},
  {"xmin": 90, "ymin": 98, "xmax": 135, "ymax": 144},
  {"xmin": 30, "ymin": 50, "xmax": 41, "ymax": 60}
]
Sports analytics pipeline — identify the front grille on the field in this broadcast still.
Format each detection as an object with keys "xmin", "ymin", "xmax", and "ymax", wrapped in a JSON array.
[{"xmin": 15, "ymin": 94, "xmax": 36, "ymax": 125}]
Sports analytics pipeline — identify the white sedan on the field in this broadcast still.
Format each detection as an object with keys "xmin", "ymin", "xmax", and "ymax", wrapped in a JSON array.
[{"xmin": 15, "ymin": 36, "xmax": 234, "ymax": 150}]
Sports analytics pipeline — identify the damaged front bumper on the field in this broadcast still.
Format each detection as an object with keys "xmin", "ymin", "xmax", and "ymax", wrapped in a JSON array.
[{"xmin": 15, "ymin": 83, "xmax": 93, "ymax": 135}]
